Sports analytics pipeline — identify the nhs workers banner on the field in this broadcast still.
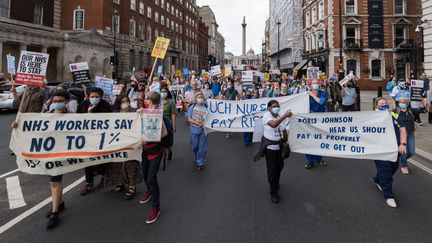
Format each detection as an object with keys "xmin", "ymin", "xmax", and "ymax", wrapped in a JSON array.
[
  {"xmin": 10, "ymin": 113, "xmax": 142, "ymax": 176},
  {"xmin": 288, "ymin": 111, "xmax": 399, "ymax": 161},
  {"xmin": 204, "ymin": 93, "xmax": 309, "ymax": 132}
]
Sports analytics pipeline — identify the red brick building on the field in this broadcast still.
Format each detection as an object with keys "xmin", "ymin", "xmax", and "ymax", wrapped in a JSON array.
[
  {"xmin": 302, "ymin": 0, "xmax": 422, "ymax": 90},
  {"xmin": 198, "ymin": 17, "xmax": 209, "ymax": 71},
  {"xmin": 61, "ymin": 0, "xmax": 203, "ymax": 78}
]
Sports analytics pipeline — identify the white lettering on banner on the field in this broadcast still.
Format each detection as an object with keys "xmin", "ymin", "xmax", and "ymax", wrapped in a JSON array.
[
  {"xmin": 204, "ymin": 93, "xmax": 310, "ymax": 132},
  {"xmin": 9, "ymin": 113, "xmax": 142, "ymax": 176},
  {"xmin": 288, "ymin": 111, "xmax": 398, "ymax": 161}
]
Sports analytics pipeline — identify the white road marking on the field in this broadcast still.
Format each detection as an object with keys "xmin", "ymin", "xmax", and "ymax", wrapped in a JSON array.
[
  {"xmin": 409, "ymin": 158, "xmax": 432, "ymax": 175},
  {"xmin": 6, "ymin": 176, "xmax": 26, "ymax": 209},
  {"xmin": 415, "ymin": 148, "xmax": 432, "ymax": 160},
  {"xmin": 0, "ymin": 176, "xmax": 85, "ymax": 234},
  {"xmin": 0, "ymin": 169, "xmax": 19, "ymax": 179}
]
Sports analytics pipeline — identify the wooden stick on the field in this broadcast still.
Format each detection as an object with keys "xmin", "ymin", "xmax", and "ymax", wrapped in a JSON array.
[{"xmin": 148, "ymin": 57, "xmax": 158, "ymax": 84}]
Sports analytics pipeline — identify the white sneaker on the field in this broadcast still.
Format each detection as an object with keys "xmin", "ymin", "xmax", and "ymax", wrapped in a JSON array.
[{"xmin": 386, "ymin": 198, "xmax": 397, "ymax": 208}]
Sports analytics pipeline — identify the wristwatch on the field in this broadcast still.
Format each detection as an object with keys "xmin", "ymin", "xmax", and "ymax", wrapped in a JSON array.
[{"xmin": 401, "ymin": 143, "xmax": 407, "ymax": 146}]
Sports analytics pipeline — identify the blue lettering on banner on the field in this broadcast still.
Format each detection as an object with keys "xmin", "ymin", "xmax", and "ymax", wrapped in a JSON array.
[
  {"xmin": 210, "ymin": 101, "xmax": 232, "ymax": 114},
  {"xmin": 29, "ymin": 137, "xmax": 56, "ymax": 152},
  {"xmin": 362, "ymin": 126, "xmax": 386, "ymax": 133},
  {"xmin": 23, "ymin": 120, "xmax": 49, "ymax": 132}
]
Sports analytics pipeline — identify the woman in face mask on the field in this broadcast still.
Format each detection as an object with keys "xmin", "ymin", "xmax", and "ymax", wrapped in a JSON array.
[
  {"xmin": 128, "ymin": 81, "xmax": 143, "ymax": 110},
  {"xmin": 341, "ymin": 81, "xmax": 357, "ymax": 111},
  {"xmin": 160, "ymin": 86, "xmax": 177, "ymax": 161},
  {"xmin": 395, "ymin": 97, "xmax": 416, "ymax": 175},
  {"xmin": 260, "ymin": 100, "xmax": 292, "ymax": 203},
  {"xmin": 305, "ymin": 79, "xmax": 328, "ymax": 169},
  {"xmin": 202, "ymin": 82, "xmax": 213, "ymax": 99},
  {"xmin": 186, "ymin": 92, "xmax": 209, "ymax": 170},
  {"xmin": 372, "ymin": 97, "xmax": 408, "ymax": 207},
  {"xmin": 104, "ymin": 95, "xmax": 143, "ymax": 200}
]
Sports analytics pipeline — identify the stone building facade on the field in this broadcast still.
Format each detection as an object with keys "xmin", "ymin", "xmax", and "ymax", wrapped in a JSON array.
[
  {"xmin": 198, "ymin": 5, "xmax": 225, "ymax": 68},
  {"xmin": 303, "ymin": 0, "xmax": 422, "ymax": 90}
]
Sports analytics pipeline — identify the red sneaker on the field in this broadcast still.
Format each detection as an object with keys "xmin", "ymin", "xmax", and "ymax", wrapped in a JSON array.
[
  {"xmin": 79, "ymin": 183, "xmax": 93, "ymax": 196},
  {"xmin": 146, "ymin": 208, "xmax": 160, "ymax": 224},
  {"xmin": 139, "ymin": 191, "xmax": 151, "ymax": 204}
]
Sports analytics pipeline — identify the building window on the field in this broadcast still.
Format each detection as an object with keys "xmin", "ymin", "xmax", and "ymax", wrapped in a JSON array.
[
  {"xmin": 318, "ymin": 1, "xmax": 324, "ymax": 20},
  {"xmin": 0, "ymin": 0, "xmax": 10, "ymax": 17},
  {"xmin": 147, "ymin": 25, "xmax": 152, "ymax": 41},
  {"xmin": 166, "ymin": 2, "xmax": 170, "ymax": 12},
  {"xmin": 34, "ymin": 3, "xmax": 43, "ymax": 25},
  {"xmin": 394, "ymin": 26, "xmax": 406, "ymax": 46},
  {"xmin": 371, "ymin": 60, "xmax": 381, "ymax": 78},
  {"xmin": 175, "ymin": 23, "xmax": 178, "ymax": 32},
  {"xmin": 395, "ymin": 0, "xmax": 405, "ymax": 15},
  {"xmin": 113, "ymin": 0, "xmax": 120, "ymax": 4},
  {"xmin": 345, "ymin": 26, "xmax": 357, "ymax": 46},
  {"xmin": 345, "ymin": 0, "xmax": 356, "ymax": 14},
  {"xmin": 317, "ymin": 30, "xmax": 325, "ymax": 49},
  {"xmin": 73, "ymin": 9, "xmax": 84, "ymax": 30},
  {"xmin": 306, "ymin": 12, "xmax": 310, "ymax": 27},
  {"xmin": 129, "ymin": 19, "xmax": 136, "ymax": 37},
  {"xmin": 171, "ymin": 21, "xmax": 174, "ymax": 30},
  {"xmin": 155, "ymin": 12, "xmax": 159, "ymax": 23},
  {"xmin": 161, "ymin": 0, "xmax": 165, "ymax": 9},
  {"xmin": 147, "ymin": 6, "xmax": 152, "ymax": 18},
  {"xmin": 155, "ymin": 0, "xmax": 159, "ymax": 5},
  {"xmin": 311, "ymin": 32, "xmax": 316, "ymax": 50},
  {"xmin": 166, "ymin": 18, "xmax": 170, "ymax": 28},
  {"xmin": 161, "ymin": 15, "xmax": 165, "ymax": 25},
  {"xmin": 130, "ymin": 0, "xmax": 136, "ymax": 11},
  {"xmin": 112, "ymin": 14, "xmax": 120, "ymax": 33},
  {"xmin": 171, "ymin": 5, "xmax": 174, "ymax": 15},
  {"xmin": 139, "ymin": 22, "xmax": 145, "ymax": 40},
  {"xmin": 154, "ymin": 29, "xmax": 159, "ymax": 38},
  {"xmin": 305, "ymin": 34, "xmax": 310, "ymax": 52},
  {"xmin": 139, "ymin": 2, "xmax": 144, "ymax": 15},
  {"xmin": 311, "ymin": 7, "xmax": 316, "ymax": 24}
]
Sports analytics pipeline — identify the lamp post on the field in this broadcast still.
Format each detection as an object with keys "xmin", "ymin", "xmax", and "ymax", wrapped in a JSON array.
[
  {"xmin": 276, "ymin": 21, "xmax": 281, "ymax": 69},
  {"xmin": 416, "ymin": 23, "xmax": 425, "ymax": 74},
  {"xmin": 338, "ymin": 0, "xmax": 344, "ymax": 80},
  {"xmin": 113, "ymin": 12, "xmax": 118, "ymax": 81}
]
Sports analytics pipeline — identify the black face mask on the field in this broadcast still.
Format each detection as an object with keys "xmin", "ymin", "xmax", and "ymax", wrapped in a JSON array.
[{"xmin": 347, "ymin": 85, "xmax": 352, "ymax": 88}]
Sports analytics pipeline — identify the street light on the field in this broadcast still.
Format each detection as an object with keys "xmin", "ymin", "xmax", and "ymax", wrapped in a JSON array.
[
  {"xmin": 113, "ymin": 12, "xmax": 118, "ymax": 81},
  {"xmin": 276, "ymin": 21, "xmax": 281, "ymax": 69},
  {"xmin": 338, "ymin": 0, "xmax": 344, "ymax": 80}
]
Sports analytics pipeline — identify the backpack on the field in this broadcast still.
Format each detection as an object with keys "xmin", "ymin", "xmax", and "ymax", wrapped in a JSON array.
[{"xmin": 161, "ymin": 116, "xmax": 174, "ymax": 148}]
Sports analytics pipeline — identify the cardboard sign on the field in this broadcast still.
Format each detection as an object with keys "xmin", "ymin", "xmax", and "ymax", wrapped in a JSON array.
[
  {"xmin": 151, "ymin": 37, "xmax": 170, "ymax": 59},
  {"xmin": 94, "ymin": 76, "xmax": 114, "ymax": 101},
  {"xmin": 264, "ymin": 73, "xmax": 270, "ymax": 81},
  {"xmin": 69, "ymin": 62, "xmax": 91, "ymax": 84},
  {"xmin": 157, "ymin": 65, "xmax": 163, "ymax": 75},
  {"xmin": 241, "ymin": 70, "xmax": 254, "ymax": 82},
  {"xmin": 307, "ymin": 67, "xmax": 320, "ymax": 80},
  {"xmin": 10, "ymin": 112, "xmax": 142, "ymax": 176},
  {"xmin": 175, "ymin": 70, "xmax": 182, "ymax": 77},
  {"xmin": 113, "ymin": 84, "xmax": 124, "ymax": 96},
  {"xmin": 224, "ymin": 65, "xmax": 232, "ymax": 77},
  {"xmin": 169, "ymin": 85, "xmax": 185, "ymax": 109},
  {"xmin": 141, "ymin": 109, "xmax": 163, "ymax": 142},
  {"xmin": 410, "ymin": 80, "xmax": 424, "ymax": 102},
  {"xmin": 338, "ymin": 73, "xmax": 355, "ymax": 86},
  {"xmin": 7, "ymin": 55, "xmax": 16, "ymax": 75},
  {"xmin": 183, "ymin": 68, "xmax": 190, "ymax": 77},
  {"xmin": 211, "ymin": 65, "xmax": 222, "ymax": 76},
  {"xmin": 15, "ymin": 51, "xmax": 49, "ymax": 86},
  {"xmin": 269, "ymin": 69, "xmax": 281, "ymax": 75}
]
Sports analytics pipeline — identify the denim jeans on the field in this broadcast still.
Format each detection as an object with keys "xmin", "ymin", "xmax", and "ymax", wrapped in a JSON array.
[
  {"xmin": 141, "ymin": 150, "xmax": 162, "ymax": 209},
  {"xmin": 400, "ymin": 133, "xmax": 416, "ymax": 167},
  {"xmin": 374, "ymin": 159, "xmax": 399, "ymax": 199},
  {"xmin": 305, "ymin": 154, "xmax": 322, "ymax": 165},
  {"xmin": 191, "ymin": 130, "xmax": 208, "ymax": 166}
]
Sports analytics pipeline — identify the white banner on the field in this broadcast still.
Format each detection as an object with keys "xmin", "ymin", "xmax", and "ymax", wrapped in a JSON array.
[
  {"xmin": 241, "ymin": 70, "xmax": 253, "ymax": 82},
  {"xmin": 9, "ymin": 113, "xmax": 142, "ymax": 176},
  {"xmin": 211, "ymin": 65, "xmax": 221, "ymax": 76},
  {"xmin": 288, "ymin": 111, "xmax": 398, "ymax": 161},
  {"xmin": 7, "ymin": 55, "xmax": 15, "ymax": 75},
  {"xmin": 205, "ymin": 93, "xmax": 310, "ymax": 132},
  {"xmin": 15, "ymin": 51, "xmax": 49, "ymax": 86}
]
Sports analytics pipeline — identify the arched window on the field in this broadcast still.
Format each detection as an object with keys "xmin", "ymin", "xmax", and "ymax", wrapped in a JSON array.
[{"xmin": 73, "ymin": 9, "xmax": 84, "ymax": 30}]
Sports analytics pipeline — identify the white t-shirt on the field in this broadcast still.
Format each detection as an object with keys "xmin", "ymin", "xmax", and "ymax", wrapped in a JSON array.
[{"xmin": 262, "ymin": 111, "xmax": 289, "ymax": 150}]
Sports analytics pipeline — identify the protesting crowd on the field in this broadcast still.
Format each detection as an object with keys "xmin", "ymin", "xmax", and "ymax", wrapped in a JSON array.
[{"xmin": 7, "ymin": 67, "xmax": 432, "ymax": 231}]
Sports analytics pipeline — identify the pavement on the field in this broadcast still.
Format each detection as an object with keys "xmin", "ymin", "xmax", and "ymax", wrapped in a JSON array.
[{"xmin": 0, "ymin": 100, "xmax": 431, "ymax": 242}]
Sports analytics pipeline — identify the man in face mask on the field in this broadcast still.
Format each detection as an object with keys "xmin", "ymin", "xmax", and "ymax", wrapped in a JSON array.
[
  {"xmin": 326, "ymin": 78, "xmax": 341, "ymax": 112},
  {"xmin": 78, "ymin": 87, "xmax": 113, "ymax": 196}
]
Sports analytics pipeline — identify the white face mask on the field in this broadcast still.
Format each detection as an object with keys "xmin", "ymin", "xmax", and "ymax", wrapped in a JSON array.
[{"xmin": 120, "ymin": 103, "xmax": 129, "ymax": 110}]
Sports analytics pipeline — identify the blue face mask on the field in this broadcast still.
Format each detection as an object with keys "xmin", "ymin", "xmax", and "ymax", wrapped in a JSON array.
[
  {"xmin": 89, "ymin": 97, "xmax": 101, "ymax": 106},
  {"xmin": 312, "ymin": 84, "xmax": 320, "ymax": 91},
  {"xmin": 53, "ymin": 102, "xmax": 65, "ymax": 110},
  {"xmin": 271, "ymin": 107, "xmax": 280, "ymax": 114},
  {"xmin": 399, "ymin": 103, "xmax": 407, "ymax": 110},
  {"xmin": 160, "ymin": 93, "xmax": 168, "ymax": 99},
  {"xmin": 378, "ymin": 104, "xmax": 389, "ymax": 111}
]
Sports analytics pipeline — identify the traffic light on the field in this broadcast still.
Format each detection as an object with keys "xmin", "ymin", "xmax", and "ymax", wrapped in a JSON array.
[
  {"xmin": 110, "ymin": 56, "xmax": 115, "ymax": 65},
  {"xmin": 208, "ymin": 55, "xmax": 212, "ymax": 64}
]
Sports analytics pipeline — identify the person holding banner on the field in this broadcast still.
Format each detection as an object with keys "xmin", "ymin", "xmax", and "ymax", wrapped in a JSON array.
[
  {"xmin": 373, "ymin": 97, "xmax": 407, "ymax": 208},
  {"xmin": 305, "ymin": 79, "xmax": 328, "ymax": 169},
  {"xmin": 78, "ymin": 87, "xmax": 113, "ymax": 196},
  {"xmin": 139, "ymin": 91, "xmax": 168, "ymax": 224},
  {"xmin": 127, "ymin": 80, "xmax": 144, "ymax": 110},
  {"xmin": 186, "ymin": 92, "xmax": 209, "ymax": 170},
  {"xmin": 396, "ymin": 97, "xmax": 416, "ymax": 175},
  {"xmin": 261, "ymin": 100, "xmax": 292, "ymax": 203},
  {"xmin": 104, "ymin": 95, "xmax": 143, "ymax": 200},
  {"xmin": 341, "ymin": 81, "xmax": 357, "ymax": 112},
  {"xmin": 161, "ymin": 85, "xmax": 177, "ymax": 161}
]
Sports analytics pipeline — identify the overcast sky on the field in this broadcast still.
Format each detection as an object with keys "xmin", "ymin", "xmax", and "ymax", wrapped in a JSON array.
[{"xmin": 196, "ymin": 0, "xmax": 269, "ymax": 56}]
